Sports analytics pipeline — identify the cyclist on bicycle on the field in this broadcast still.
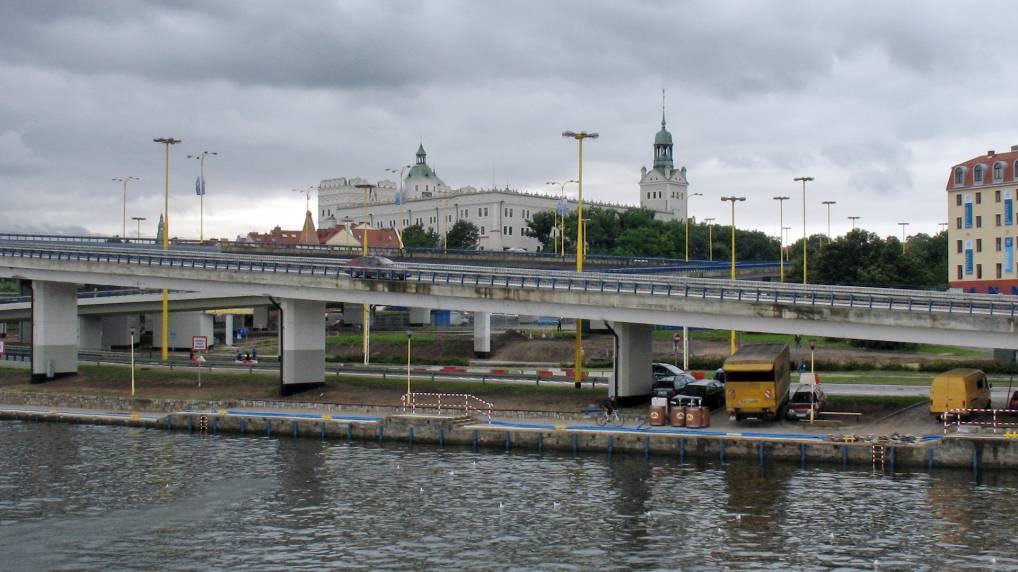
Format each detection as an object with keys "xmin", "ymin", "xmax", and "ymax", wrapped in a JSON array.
[{"xmin": 601, "ymin": 397, "xmax": 618, "ymax": 416}]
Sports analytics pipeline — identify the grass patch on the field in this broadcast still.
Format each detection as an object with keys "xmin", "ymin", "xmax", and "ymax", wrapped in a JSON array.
[
  {"xmin": 818, "ymin": 373, "xmax": 933, "ymax": 386},
  {"xmin": 913, "ymin": 344, "xmax": 989, "ymax": 357},
  {"xmin": 337, "ymin": 375, "xmax": 601, "ymax": 397},
  {"xmin": 826, "ymin": 395, "xmax": 926, "ymax": 415},
  {"xmin": 327, "ymin": 333, "xmax": 436, "ymax": 345}
]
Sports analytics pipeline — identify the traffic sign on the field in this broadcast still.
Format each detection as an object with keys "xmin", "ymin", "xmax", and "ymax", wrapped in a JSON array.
[
  {"xmin": 192, "ymin": 336, "xmax": 208, "ymax": 352},
  {"xmin": 0, "ymin": 341, "xmax": 5, "ymax": 356}
]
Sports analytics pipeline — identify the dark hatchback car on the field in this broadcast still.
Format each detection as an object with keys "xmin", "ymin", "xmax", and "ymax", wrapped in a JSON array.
[
  {"xmin": 672, "ymin": 379, "xmax": 725, "ymax": 410},
  {"xmin": 652, "ymin": 372, "xmax": 694, "ymax": 399},
  {"xmin": 343, "ymin": 256, "xmax": 406, "ymax": 279}
]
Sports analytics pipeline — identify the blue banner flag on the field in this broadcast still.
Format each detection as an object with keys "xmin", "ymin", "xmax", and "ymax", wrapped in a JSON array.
[
  {"xmin": 1007, "ymin": 237, "xmax": 1014, "ymax": 274},
  {"xmin": 195, "ymin": 176, "xmax": 203, "ymax": 196},
  {"xmin": 556, "ymin": 199, "xmax": 567, "ymax": 215}
]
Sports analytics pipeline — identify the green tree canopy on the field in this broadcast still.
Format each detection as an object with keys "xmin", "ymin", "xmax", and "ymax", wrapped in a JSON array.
[
  {"xmin": 401, "ymin": 223, "xmax": 440, "ymax": 249},
  {"xmin": 446, "ymin": 220, "xmax": 480, "ymax": 250}
]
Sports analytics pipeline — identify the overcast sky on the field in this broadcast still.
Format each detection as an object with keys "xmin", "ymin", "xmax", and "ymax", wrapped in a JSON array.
[{"xmin": 1, "ymin": 1, "xmax": 1014, "ymax": 242}]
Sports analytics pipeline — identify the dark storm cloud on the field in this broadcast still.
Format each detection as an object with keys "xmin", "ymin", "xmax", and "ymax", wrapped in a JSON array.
[{"xmin": 1, "ymin": 0, "xmax": 1015, "ymax": 237}]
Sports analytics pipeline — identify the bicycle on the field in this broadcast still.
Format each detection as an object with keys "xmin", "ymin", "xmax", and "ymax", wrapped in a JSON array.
[{"xmin": 597, "ymin": 408, "xmax": 622, "ymax": 426}]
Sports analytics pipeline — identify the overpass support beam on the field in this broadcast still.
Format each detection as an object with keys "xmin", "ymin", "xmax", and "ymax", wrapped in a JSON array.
[
  {"xmin": 409, "ymin": 307, "xmax": 431, "ymax": 326},
  {"xmin": 225, "ymin": 314, "xmax": 234, "ymax": 346},
  {"xmin": 280, "ymin": 299, "xmax": 325, "ymax": 395},
  {"xmin": 606, "ymin": 321, "xmax": 653, "ymax": 406},
  {"xmin": 474, "ymin": 311, "xmax": 491, "ymax": 358},
  {"xmin": 32, "ymin": 281, "xmax": 78, "ymax": 383},
  {"xmin": 78, "ymin": 316, "xmax": 103, "ymax": 351}
]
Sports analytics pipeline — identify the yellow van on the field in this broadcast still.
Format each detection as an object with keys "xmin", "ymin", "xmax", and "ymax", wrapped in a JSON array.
[{"xmin": 930, "ymin": 368, "xmax": 992, "ymax": 419}]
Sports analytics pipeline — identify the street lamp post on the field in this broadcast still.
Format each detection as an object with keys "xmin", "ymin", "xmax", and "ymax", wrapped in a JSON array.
[
  {"xmin": 292, "ymin": 185, "xmax": 316, "ymax": 215},
  {"xmin": 355, "ymin": 183, "xmax": 375, "ymax": 365},
  {"xmin": 773, "ymin": 196, "xmax": 789, "ymax": 282},
  {"xmin": 153, "ymin": 137, "xmax": 181, "ymax": 362},
  {"xmin": 546, "ymin": 180, "xmax": 578, "ymax": 256},
  {"xmin": 794, "ymin": 176, "xmax": 814, "ymax": 284},
  {"xmin": 562, "ymin": 130, "xmax": 598, "ymax": 389},
  {"xmin": 721, "ymin": 196, "xmax": 746, "ymax": 354},
  {"xmin": 821, "ymin": 200, "xmax": 837, "ymax": 244},
  {"xmin": 406, "ymin": 331, "xmax": 412, "ymax": 396},
  {"xmin": 386, "ymin": 165, "xmax": 412, "ymax": 234},
  {"xmin": 684, "ymin": 192, "xmax": 703, "ymax": 261},
  {"xmin": 703, "ymin": 217, "xmax": 715, "ymax": 261},
  {"xmin": 129, "ymin": 326, "xmax": 136, "ymax": 397},
  {"xmin": 898, "ymin": 222, "xmax": 910, "ymax": 253},
  {"xmin": 848, "ymin": 216, "xmax": 860, "ymax": 230},
  {"xmin": 187, "ymin": 151, "xmax": 217, "ymax": 241},
  {"xmin": 113, "ymin": 176, "xmax": 140, "ymax": 238},
  {"xmin": 131, "ymin": 216, "xmax": 146, "ymax": 239},
  {"xmin": 782, "ymin": 226, "xmax": 791, "ymax": 262},
  {"xmin": 938, "ymin": 222, "xmax": 948, "ymax": 233}
]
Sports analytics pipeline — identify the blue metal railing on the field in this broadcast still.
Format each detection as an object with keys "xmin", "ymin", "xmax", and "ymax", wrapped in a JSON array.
[{"xmin": 0, "ymin": 242, "xmax": 1014, "ymax": 319}]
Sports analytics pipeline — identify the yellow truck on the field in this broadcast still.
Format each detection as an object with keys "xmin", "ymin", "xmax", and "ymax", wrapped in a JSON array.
[
  {"xmin": 930, "ymin": 368, "xmax": 991, "ymax": 420},
  {"xmin": 723, "ymin": 344, "xmax": 791, "ymax": 421}
]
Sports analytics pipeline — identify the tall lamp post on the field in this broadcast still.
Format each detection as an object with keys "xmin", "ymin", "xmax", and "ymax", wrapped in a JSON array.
[
  {"xmin": 773, "ymin": 196, "xmax": 789, "ymax": 282},
  {"xmin": 794, "ymin": 176, "xmax": 814, "ymax": 284},
  {"xmin": 703, "ymin": 217, "xmax": 715, "ymax": 261},
  {"xmin": 562, "ymin": 130, "xmax": 598, "ymax": 389},
  {"xmin": 938, "ymin": 222, "xmax": 948, "ymax": 233},
  {"xmin": 292, "ymin": 185, "xmax": 316, "ymax": 214},
  {"xmin": 721, "ymin": 196, "xmax": 746, "ymax": 354},
  {"xmin": 187, "ymin": 151, "xmax": 217, "ymax": 241},
  {"xmin": 546, "ymin": 180, "xmax": 578, "ymax": 255},
  {"xmin": 113, "ymin": 176, "xmax": 140, "ymax": 238},
  {"xmin": 153, "ymin": 137, "xmax": 181, "ymax": 362},
  {"xmin": 355, "ymin": 183, "xmax": 376, "ymax": 365},
  {"xmin": 848, "ymin": 216, "xmax": 860, "ymax": 230},
  {"xmin": 898, "ymin": 222, "xmax": 910, "ymax": 253},
  {"xmin": 782, "ymin": 226, "xmax": 791, "ymax": 262},
  {"xmin": 684, "ymin": 192, "xmax": 703, "ymax": 261},
  {"xmin": 386, "ymin": 165, "xmax": 412, "ymax": 234},
  {"xmin": 131, "ymin": 216, "xmax": 146, "ymax": 238},
  {"xmin": 821, "ymin": 200, "xmax": 837, "ymax": 244}
]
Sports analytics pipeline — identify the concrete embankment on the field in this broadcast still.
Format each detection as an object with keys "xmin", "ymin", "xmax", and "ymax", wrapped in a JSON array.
[{"xmin": 2, "ymin": 391, "xmax": 1016, "ymax": 471}]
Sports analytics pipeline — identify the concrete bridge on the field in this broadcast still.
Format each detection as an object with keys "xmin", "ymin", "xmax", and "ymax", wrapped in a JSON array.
[{"xmin": 1, "ymin": 241, "xmax": 1015, "ymax": 399}]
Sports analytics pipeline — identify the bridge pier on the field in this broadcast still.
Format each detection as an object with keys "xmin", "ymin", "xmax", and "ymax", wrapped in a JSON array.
[
  {"xmin": 78, "ymin": 316, "xmax": 103, "ymax": 351},
  {"xmin": 225, "ymin": 313, "xmax": 234, "ymax": 346},
  {"xmin": 409, "ymin": 307, "xmax": 431, "ymax": 326},
  {"xmin": 474, "ymin": 311, "xmax": 491, "ymax": 358},
  {"xmin": 280, "ymin": 299, "xmax": 325, "ymax": 395},
  {"xmin": 32, "ymin": 281, "xmax": 78, "ymax": 383},
  {"xmin": 607, "ymin": 321, "xmax": 653, "ymax": 406}
]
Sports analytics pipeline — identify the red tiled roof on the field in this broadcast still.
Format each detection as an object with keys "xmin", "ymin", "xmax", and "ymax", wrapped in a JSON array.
[
  {"xmin": 351, "ymin": 227, "xmax": 402, "ymax": 249},
  {"xmin": 946, "ymin": 149, "xmax": 1018, "ymax": 190}
]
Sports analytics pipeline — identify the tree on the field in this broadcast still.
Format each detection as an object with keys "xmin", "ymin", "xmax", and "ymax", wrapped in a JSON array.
[
  {"xmin": 401, "ymin": 223, "xmax": 440, "ymax": 249},
  {"xmin": 446, "ymin": 220, "xmax": 480, "ymax": 250},
  {"xmin": 526, "ymin": 211, "xmax": 556, "ymax": 251}
]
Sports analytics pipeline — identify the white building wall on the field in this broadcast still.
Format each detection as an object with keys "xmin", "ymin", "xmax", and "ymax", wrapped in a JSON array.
[{"xmin": 149, "ymin": 312, "xmax": 215, "ymax": 350}]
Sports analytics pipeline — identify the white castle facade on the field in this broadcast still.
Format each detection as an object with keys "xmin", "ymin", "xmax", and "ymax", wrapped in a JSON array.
[{"xmin": 318, "ymin": 109, "xmax": 691, "ymax": 251}]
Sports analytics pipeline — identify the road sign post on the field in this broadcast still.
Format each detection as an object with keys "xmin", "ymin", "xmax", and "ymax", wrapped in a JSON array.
[
  {"xmin": 192, "ymin": 336, "xmax": 208, "ymax": 388},
  {"xmin": 0, "ymin": 341, "xmax": 5, "ymax": 358}
]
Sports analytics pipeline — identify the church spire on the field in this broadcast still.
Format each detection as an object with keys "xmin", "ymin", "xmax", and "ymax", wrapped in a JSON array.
[
  {"xmin": 653, "ymin": 91, "xmax": 674, "ymax": 172},
  {"xmin": 661, "ymin": 88, "xmax": 666, "ymax": 130}
]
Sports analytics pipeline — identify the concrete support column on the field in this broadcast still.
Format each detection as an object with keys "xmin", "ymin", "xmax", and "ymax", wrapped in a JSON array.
[
  {"xmin": 345, "ymin": 303, "xmax": 373, "ymax": 326},
  {"xmin": 607, "ymin": 321, "xmax": 653, "ymax": 406},
  {"xmin": 225, "ymin": 314, "xmax": 234, "ymax": 346},
  {"xmin": 473, "ymin": 311, "xmax": 491, "ymax": 358},
  {"xmin": 252, "ymin": 306, "xmax": 269, "ymax": 330},
  {"xmin": 78, "ymin": 316, "xmax": 103, "ymax": 351},
  {"xmin": 280, "ymin": 299, "xmax": 325, "ymax": 395},
  {"xmin": 409, "ymin": 307, "xmax": 431, "ymax": 326},
  {"xmin": 32, "ymin": 281, "xmax": 78, "ymax": 383}
]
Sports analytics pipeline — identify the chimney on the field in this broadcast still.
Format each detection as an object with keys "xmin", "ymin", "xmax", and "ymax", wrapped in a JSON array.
[{"xmin": 988, "ymin": 150, "xmax": 996, "ymax": 156}]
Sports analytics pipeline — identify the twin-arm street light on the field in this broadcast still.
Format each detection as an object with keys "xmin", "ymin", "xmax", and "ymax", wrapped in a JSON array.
[
  {"xmin": 898, "ymin": 222, "xmax": 910, "ymax": 253},
  {"xmin": 721, "ymin": 196, "xmax": 746, "ymax": 354},
  {"xmin": 794, "ymin": 176, "xmax": 814, "ymax": 284},
  {"xmin": 685, "ymin": 192, "xmax": 703, "ymax": 261},
  {"xmin": 821, "ymin": 200, "xmax": 837, "ymax": 243},
  {"xmin": 153, "ymin": 137, "xmax": 181, "ymax": 362},
  {"xmin": 187, "ymin": 151, "xmax": 217, "ymax": 241},
  {"xmin": 131, "ymin": 216, "xmax": 146, "ymax": 238},
  {"xmin": 782, "ymin": 226, "xmax": 791, "ymax": 262},
  {"xmin": 292, "ymin": 185, "xmax": 316, "ymax": 215},
  {"xmin": 772, "ymin": 196, "xmax": 789, "ymax": 282},
  {"xmin": 354, "ymin": 183, "xmax": 376, "ymax": 365},
  {"xmin": 848, "ymin": 216, "xmax": 860, "ymax": 230},
  {"xmin": 546, "ymin": 180, "xmax": 578, "ymax": 256},
  {"xmin": 562, "ymin": 130, "xmax": 598, "ymax": 389},
  {"xmin": 703, "ymin": 217, "xmax": 715, "ymax": 261},
  {"xmin": 113, "ymin": 176, "xmax": 140, "ymax": 238}
]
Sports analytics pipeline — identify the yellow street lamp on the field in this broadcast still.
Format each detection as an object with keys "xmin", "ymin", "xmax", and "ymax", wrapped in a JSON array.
[
  {"xmin": 773, "ymin": 196, "xmax": 789, "ymax": 282},
  {"xmin": 782, "ymin": 226, "xmax": 791, "ymax": 262},
  {"xmin": 129, "ymin": 326, "xmax": 136, "ymax": 397},
  {"xmin": 354, "ymin": 182, "xmax": 375, "ymax": 365},
  {"xmin": 187, "ymin": 151, "xmax": 217, "ymax": 241},
  {"xmin": 406, "ymin": 331, "xmax": 412, "ymax": 396},
  {"xmin": 113, "ymin": 176, "xmax": 140, "ymax": 238},
  {"xmin": 898, "ymin": 222, "xmax": 910, "ymax": 253},
  {"xmin": 684, "ymin": 192, "xmax": 703, "ymax": 261},
  {"xmin": 153, "ymin": 137, "xmax": 181, "ymax": 362},
  {"xmin": 703, "ymin": 217, "xmax": 715, "ymax": 261},
  {"xmin": 562, "ymin": 130, "xmax": 598, "ymax": 389},
  {"xmin": 821, "ymin": 200, "xmax": 837, "ymax": 244},
  {"xmin": 794, "ymin": 176, "xmax": 814, "ymax": 284},
  {"xmin": 721, "ymin": 196, "xmax": 746, "ymax": 355},
  {"xmin": 546, "ymin": 179, "xmax": 578, "ymax": 256}
]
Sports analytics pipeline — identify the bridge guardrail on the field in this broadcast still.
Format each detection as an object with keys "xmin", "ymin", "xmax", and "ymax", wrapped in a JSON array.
[{"xmin": 0, "ymin": 243, "xmax": 1015, "ymax": 320}]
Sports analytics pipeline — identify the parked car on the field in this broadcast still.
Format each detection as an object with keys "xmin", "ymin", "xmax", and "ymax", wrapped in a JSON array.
[
  {"xmin": 343, "ymin": 256, "xmax": 405, "ymax": 279},
  {"xmin": 652, "ymin": 372, "xmax": 695, "ymax": 399},
  {"xmin": 672, "ymin": 379, "xmax": 726, "ymax": 410},
  {"xmin": 1010, "ymin": 390, "xmax": 1018, "ymax": 410},
  {"xmin": 786, "ymin": 385, "xmax": 827, "ymax": 420},
  {"xmin": 652, "ymin": 362, "xmax": 685, "ymax": 382}
]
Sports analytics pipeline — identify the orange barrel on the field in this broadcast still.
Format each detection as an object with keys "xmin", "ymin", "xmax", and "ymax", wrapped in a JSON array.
[
  {"xmin": 686, "ymin": 407, "xmax": 701, "ymax": 428},
  {"xmin": 670, "ymin": 405, "xmax": 686, "ymax": 426},
  {"xmin": 698, "ymin": 406, "xmax": 711, "ymax": 428},
  {"xmin": 649, "ymin": 405, "xmax": 667, "ymax": 426}
]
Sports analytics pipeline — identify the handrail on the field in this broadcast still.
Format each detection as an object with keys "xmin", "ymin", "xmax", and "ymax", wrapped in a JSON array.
[
  {"xmin": 943, "ymin": 407, "xmax": 1018, "ymax": 433},
  {"xmin": 400, "ymin": 392, "xmax": 494, "ymax": 422},
  {"xmin": 0, "ymin": 242, "xmax": 1014, "ymax": 319}
]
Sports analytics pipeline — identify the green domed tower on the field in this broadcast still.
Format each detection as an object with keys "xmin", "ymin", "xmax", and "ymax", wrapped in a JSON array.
[{"xmin": 639, "ymin": 91, "xmax": 690, "ymax": 222}]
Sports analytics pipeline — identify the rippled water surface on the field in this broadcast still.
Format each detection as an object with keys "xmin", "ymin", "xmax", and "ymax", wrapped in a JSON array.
[{"xmin": 1, "ymin": 421, "xmax": 1017, "ymax": 570}]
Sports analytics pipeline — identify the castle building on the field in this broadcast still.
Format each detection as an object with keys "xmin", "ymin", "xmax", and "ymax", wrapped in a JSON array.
[{"xmin": 638, "ymin": 106, "xmax": 690, "ymax": 221}]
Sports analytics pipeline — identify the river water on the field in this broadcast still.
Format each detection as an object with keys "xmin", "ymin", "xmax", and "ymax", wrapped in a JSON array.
[{"xmin": 0, "ymin": 421, "xmax": 1015, "ymax": 571}]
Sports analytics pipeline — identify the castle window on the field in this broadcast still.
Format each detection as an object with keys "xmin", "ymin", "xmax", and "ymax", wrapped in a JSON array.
[
  {"xmin": 974, "ymin": 165, "xmax": 985, "ymax": 183},
  {"xmin": 954, "ymin": 167, "xmax": 964, "ymax": 185},
  {"xmin": 994, "ymin": 162, "xmax": 1004, "ymax": 182},
  {"xmin": 956, "ymin": 194, "xmax": 962, "ymax": 206}
]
